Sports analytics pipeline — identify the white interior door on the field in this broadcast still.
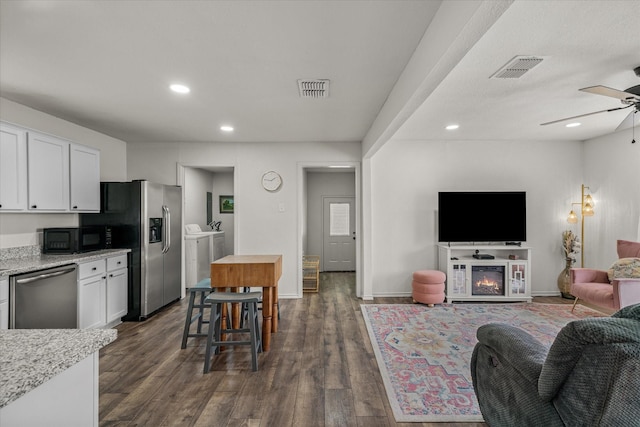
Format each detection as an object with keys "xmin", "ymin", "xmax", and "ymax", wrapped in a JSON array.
[{"xmin": 323, "ymin": 197, "xmax": 356, "ymax": 271}]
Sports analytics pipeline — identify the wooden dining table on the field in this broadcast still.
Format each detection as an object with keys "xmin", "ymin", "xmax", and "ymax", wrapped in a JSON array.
[{"xmin": 209, "ymin": 254, "xmax": 282, "ymax": 351}]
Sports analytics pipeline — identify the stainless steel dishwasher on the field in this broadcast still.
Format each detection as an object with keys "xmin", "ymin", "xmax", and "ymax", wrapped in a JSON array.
[{"xmin": 10, "ymin": 264, "xmax": 78, "ymax": 329}]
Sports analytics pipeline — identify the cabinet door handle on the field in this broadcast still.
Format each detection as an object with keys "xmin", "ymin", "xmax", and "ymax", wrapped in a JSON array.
[
  {"xmin": 72, "ymin": 205, "xmax": 78, "ymax": 209},
  {"xmin": 31, "ymin": 205, "xmax": 37, "ymax": 209}
]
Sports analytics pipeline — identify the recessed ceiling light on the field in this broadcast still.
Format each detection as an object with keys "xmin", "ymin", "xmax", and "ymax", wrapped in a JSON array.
[
  {"xmin": 445, "ymin": 124, "xmax": 459, "ymax": 130},
  {"xmin": 169, "ymin": 84, "xmax": 190, "ymax": 94},
  {"xmin": 220, "ymin": 125, "xmax": 234, "ymax": 132},
  {"xmin": 328, "ymin": 165, "xmax": 352, "ymax": 168},
  {"xmin": 566, "ymin": 122, "xmax": 581, "ymax": 128}
]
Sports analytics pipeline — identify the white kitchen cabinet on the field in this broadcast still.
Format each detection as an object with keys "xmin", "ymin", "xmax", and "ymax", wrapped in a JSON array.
[
  {"xmin": 0, "ymin": 122, "xmax": 28, "ymax": 211},
  {"xmin": 27, "ymin": 131, "xmax": 70, "ymax": 211},
  {"xmin": 0, "ymin": 353, "xmax": 99, "ymax": 426},
  {"xmin": 106, "ymin": 254, "xmax": 128, "ymax": 326},
  {"xmin": 70, "ymin": 143, "xmax": 100, "ymax": 212},
  {"xmin": 78, "ymin": 255, "xmax": 128, "ymax": 329},
  {"xmin": 0, "ymin": 121, "xmax": 100, "ymax": 213},
  {"xmin": 78, "ymin": 259, "xmax": 106, "ymax": 329},
  {"xmin": 0, "ymin": 277, "xmax": 8, "ymax": 329}
]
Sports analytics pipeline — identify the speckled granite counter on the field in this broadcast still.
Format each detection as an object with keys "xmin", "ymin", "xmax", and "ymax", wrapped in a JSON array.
[
  {"xmin": 0, "ymin": 328, "xmax": 117, "ymax": 408},
  {"xmin": 0, "ymin": 248, "xmax": 131, "ymax": 277}
]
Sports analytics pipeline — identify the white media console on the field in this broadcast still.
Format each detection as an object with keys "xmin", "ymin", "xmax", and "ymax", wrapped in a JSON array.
[{"xmin": 437, "ymin": 244, "xmax": 532, "ymax": 303}]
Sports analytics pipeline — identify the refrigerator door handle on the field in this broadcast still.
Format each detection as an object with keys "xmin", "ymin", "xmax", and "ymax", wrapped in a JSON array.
[{"xmin": 162, "ymin": 205, "xmax": 171, "ymax": 253}]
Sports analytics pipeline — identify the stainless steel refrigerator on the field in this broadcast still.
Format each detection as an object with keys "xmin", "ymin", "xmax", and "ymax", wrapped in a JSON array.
[{"xmin": 81, "ymin": 180, "xmax": 182, "ymax": 321}]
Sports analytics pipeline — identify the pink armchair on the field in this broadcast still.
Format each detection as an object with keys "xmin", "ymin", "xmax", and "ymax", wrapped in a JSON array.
[{"xmin": 570, "ymin": 240, "xmax": 640, "ymax": 312}]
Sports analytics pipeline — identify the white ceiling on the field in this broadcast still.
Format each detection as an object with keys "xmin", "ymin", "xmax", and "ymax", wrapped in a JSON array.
[{"xmin": 1, "ymin": 1, "xmax": 639, "ymax": 147}]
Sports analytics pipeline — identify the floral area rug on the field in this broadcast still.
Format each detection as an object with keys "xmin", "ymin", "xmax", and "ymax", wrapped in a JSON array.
[{"xmin": 360, "ymin": 303, "xmax": 604, "ymax": 423}]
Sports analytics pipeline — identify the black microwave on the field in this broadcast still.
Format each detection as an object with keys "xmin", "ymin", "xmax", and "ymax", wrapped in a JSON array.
[{"xmin": 43, "ymin": 226, "xmax": 111, "ymax": 254}]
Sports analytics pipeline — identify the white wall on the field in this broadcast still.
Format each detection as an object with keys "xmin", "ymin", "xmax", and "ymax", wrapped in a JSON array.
[
  {"xmin": 184, "ymin": 167, "xmax": 214, "ymax": 226},
  {"xmin": 127, "ymin": 140, "xmax": 362, "ymax": 298},
  {"xmin": 0, "ymin": 98, "xmax": 127, "ymax": 248},
  {"xmin": 211, "ymin": 171, "xmax": 234, "ymax": 256},
  {"xmin": 368, "ymin": 138, "xmax": 583, "ymax": 297},
  {"xmin": 583, "ymin": 127, "xmax": 640, "ymax": 269}
]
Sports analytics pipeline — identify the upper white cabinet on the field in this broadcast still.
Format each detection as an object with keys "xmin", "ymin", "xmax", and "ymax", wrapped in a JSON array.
[
  {"xmin": 0, "ymin": 121, "xmax": 100, "ymax": 213},
  {"xmin": 0, "ymin": 122, "xmax": 28, "ymax": 211},
  {"xmin": 27, "ymin": 131, "xmax": 70, "ymax": 211},
  {"xmin": 70, "ymin": 143, "xmax": 100, "ymax": 212}
]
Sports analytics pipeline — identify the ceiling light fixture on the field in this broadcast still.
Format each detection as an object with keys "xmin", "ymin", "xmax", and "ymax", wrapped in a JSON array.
[
  {"xmin": 220, "ymin": 125, "xmax": 234, "ymax": 132},
  {"xmin": 566, "ymin": 122, "xmax": 581, "ymax": 128},
  {"xmin": 169, "ymin": 84, "xmax": 190, "ymax": 94},
  {"xmin": 445, "ymin": 124, "xmax": 459, "ymax": 130}
]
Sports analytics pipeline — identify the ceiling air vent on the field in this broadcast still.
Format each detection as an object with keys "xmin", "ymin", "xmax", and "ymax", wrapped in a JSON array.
[
  {"xmin": 491, "ymin": 56, "xmax": 544, "ymax": 79},
  {"xmin": 298, "ymin": 79, "xmax": 329, "ymax": 98}
]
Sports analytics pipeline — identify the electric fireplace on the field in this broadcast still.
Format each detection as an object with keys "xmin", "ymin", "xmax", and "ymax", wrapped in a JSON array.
[{"xmin": 471, "ymin": 265, "xmax": 505, "ymax": 296}]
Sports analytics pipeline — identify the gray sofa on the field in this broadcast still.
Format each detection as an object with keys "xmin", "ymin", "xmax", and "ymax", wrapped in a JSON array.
[{"xmin": 470, "ymin": 304, "xmax": 640, "ymax": 426}]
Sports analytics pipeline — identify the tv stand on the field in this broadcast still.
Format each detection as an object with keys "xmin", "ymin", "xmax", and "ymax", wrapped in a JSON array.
[{"xmin": 438, "ymin": 244, "xmax": 532, "ymax": 303}]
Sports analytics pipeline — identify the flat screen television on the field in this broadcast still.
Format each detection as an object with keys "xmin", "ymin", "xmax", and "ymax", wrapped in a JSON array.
[{"xmin": 438, "ymin": 191, "xmax": 526, "ymax": 243}]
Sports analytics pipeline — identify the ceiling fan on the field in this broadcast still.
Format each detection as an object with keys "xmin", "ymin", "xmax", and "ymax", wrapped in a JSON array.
[{"xmin": 541, "ymin": 66, "xmax": 640, "ymax": 136}]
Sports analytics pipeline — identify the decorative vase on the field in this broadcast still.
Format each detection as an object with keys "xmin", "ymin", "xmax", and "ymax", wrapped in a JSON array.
[{"xmin": 557, "ymin": 258, "xmax": 575, "ymax": 299}]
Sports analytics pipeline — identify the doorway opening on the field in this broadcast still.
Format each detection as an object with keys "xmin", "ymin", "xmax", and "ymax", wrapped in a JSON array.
[
  {"xmin": 299, "ymin": 163, "xmax": 361, "ymax": 298},
  {"xmin": 177, "ymin": 164, "xmax": 236, "ymax": 297}
]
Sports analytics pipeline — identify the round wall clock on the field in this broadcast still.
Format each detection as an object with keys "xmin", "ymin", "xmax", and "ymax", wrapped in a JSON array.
[{"xmin": 261, "ymin": 171, "xmax": 282, "ymax": 192}]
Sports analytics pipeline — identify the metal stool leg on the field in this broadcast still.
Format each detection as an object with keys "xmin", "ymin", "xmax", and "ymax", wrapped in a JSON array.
[
  {"xmin": 204, "ymin": 301, "xmax": 223, "ymax": 373},
  {"xmin": 248, "ymin": 301, "xmax": 259, "ymax": 371},
  {"xmin": 181, "ymin": 291, "xmax": 198, "ymax": 349}
]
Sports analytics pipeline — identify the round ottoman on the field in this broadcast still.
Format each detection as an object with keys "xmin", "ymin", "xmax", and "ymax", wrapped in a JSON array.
[{"xmin": 412, "ymin": 270, "xmax": 446, "ymax": 306}]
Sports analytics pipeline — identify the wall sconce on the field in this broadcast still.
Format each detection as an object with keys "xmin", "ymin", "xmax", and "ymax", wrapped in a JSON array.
[{"xmin": 567, "ymin": 184, "xmax": 595, "ymax": 267}]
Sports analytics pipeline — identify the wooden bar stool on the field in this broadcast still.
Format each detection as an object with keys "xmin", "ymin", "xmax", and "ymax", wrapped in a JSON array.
[
  {"xmin": 181, "ymin": 278, "xmax": 213, "ymax": 349},
  {"xmin": 203, "ymin": 291, "xmax": 263, "ymax": 373}
]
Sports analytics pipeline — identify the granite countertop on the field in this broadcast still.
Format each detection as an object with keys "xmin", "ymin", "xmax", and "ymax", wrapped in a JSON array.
[
  {"xmin": 0, "ymin": 328, "xmax": 117, "ymax": 408},
  {"xmin": 0, "ymin": 248, "xmax": 131, "ymax": 277}
]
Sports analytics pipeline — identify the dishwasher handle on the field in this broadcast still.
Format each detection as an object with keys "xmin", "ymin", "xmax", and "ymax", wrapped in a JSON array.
[{"xmin": 15, "ymin": 267, "xmax": 77, "ymax": 284}]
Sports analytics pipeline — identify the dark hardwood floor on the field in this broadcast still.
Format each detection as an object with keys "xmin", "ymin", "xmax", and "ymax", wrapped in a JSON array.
[{"xmin": 99, "ymin": 272, "xmax": 575, "ymax": 426}]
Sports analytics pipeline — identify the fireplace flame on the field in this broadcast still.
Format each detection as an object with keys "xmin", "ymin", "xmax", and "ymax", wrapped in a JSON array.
[{"xmin": 475, "ymin": 276, "xmax": 500, "ymax": 291}]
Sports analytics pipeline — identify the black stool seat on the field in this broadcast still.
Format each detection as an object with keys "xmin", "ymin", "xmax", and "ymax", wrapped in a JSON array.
[{"xmin": 203, "ymin": 291, "xmax": 262, "ymax": 372}]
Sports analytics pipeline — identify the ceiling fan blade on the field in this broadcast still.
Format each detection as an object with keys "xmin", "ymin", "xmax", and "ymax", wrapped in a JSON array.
[
  {"xmin": 615, "ymin": 109, "xmax": 639, "ymax": 132},
  {"xmin": 580, "ymin": 85, "xmax": 638, "ymax": 100},
  {"xmin": 540, "ymin": 105, "xmax": 632, "ymax": 126}
]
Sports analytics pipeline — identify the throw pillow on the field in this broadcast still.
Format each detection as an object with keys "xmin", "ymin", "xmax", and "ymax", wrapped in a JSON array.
[{"xmin": 607, "ymin": 257, "xmax": 640, "ymax": 281}]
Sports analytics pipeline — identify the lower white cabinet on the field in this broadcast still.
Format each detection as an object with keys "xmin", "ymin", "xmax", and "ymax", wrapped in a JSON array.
[
  {"xmin": 77, "ymin": 254, "xmax": 128, "ymax": 329},
  {"xmin": 78, "ymin": 259, "xmax": 106, "ymax": 329},
  {"xmin": 0, "ymin": 353, "xmax": 99, "ymax": 426},
  {"xmin": 106, "ymin": 255, "xmax": 128, "ymax": 324},
  {"xmin": 0, "ymin": 277, "xmax": 8, "ymax": 329}
]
